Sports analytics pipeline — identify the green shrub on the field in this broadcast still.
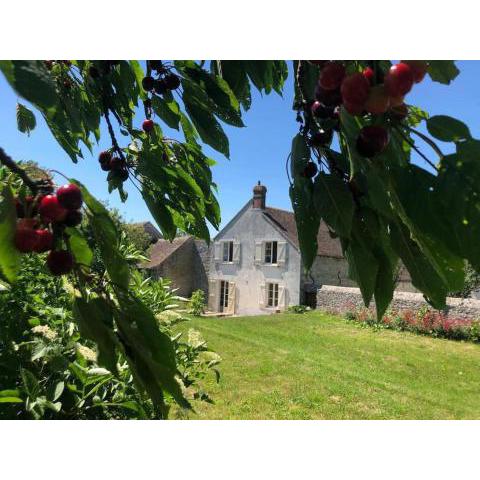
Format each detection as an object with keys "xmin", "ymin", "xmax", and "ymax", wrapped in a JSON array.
[
  {"xmin": 189, "ymin": 289, "xmax": 206, "ymax": 316},
  {"xmin": 286, "ymin": 305, "xmax": 311, "ymax": 314}
]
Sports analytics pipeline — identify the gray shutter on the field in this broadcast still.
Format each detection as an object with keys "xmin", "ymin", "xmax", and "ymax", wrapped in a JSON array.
[
  {"xmin": 278, "ymin": 285, "xmax": 286, "ymax": 310},
  {"xmin": 277, "ymin": 241, "xmax": 287, "ymax": 266},
  {"xmin": 227, "ymin": 282, "xmax": 236, "ymax": 314},
  {"xmin": 233, "ymin": 241, "xmax": 241, "ymax": 264},
  {"xmin": 214, "ymin": 242, "xmax": 221, "ymax": 262},
  {"xmin": 208, "ymin": 279, "xmax": 218, "ymax": 311},
  {"xmin": 259, "ymin": 283, "xmax": 266, "ymax": 308},
  {"xmin": 254, "ymin": 241, "xmax": 263, "ymax": 265}
]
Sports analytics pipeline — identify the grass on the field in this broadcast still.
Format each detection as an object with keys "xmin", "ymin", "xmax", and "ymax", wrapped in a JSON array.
[{"xmin": 179, "ymin": 311, "xmax": 480, "ymax": 419}]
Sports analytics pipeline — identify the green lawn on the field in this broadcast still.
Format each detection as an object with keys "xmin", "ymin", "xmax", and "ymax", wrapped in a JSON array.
[{"xmin": 180, "ymin": 311, "xmax": 480, "ymax": 419}]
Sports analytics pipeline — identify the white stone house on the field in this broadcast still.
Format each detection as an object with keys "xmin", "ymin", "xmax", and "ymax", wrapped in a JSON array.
[{"xmin": 143, "ymin": 182, "xmax": 414, "ymax": 316}]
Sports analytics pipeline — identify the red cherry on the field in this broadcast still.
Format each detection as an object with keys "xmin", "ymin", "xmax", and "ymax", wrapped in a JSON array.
[
  {"xmin": 363, "ymin": 67, "xmax": 375, "ymax": 85},
  {"xmin": 142, "ymin": 119, "xmax": 154, "ymax": 133},
  {"xmin": 319, "ymin": 62, "xmax": 345, "ymax": 91},
  {"xmin": 385, "ymin": 63, "xmax": 414, "ymax": 97},
  {"xmin": 314, "ymin": 85, "xmax": 342, "ymax": 106},
  {"xmin": 39, "ymin": 195, "xmax": 67, "ymax": 223},
  {"xmin": 14, "ymin": 225, "xmax": 39, "ymax": 253},
  {"xmin": 343, "ymin": 102, "xmax": 365, "ymax": 116},
  {"xmin": 164, "ymin": 73, "xmax": 181, "ymax": 90},
  {"xmin": 356, "ymin": 126, "xmax": 390, "ymax": 158},
  {"xmin": 109, "ymin": 157, "xmax": 125, "ymax": 170},
  {"xmin": 46, "ymin": 250, "xmax": 74, "ymax": 276},
  {"xmin": 142, "ymin": 76, "xmax": 155, "ymax": 91},
  {"xmin": 64, "ymin": 210, "xmax": 83, "ymax": 227},
  {"xmin": 402, "ymin": 60, "xmax": 428, "ymax": 83},
  {"xmin": 341, "ymin": 73, "xmax": 370, "ymax": 106},
  {"xmin": 98, "ymin": 151, "xmax": 112, "ymax": 164},
  {"xmin": 311, "ymin": 101, "xmax": 334, "ymax": 119},
  {"xmin": 33, "ymin": 229, "xmax": 54, "ymax": 253},
  {"xmin": 364, "ymin": 85, "xmax": 390, "ymax": 114},
  {"xmin": 57, "ymin": 183, "xmax": 83, "ymax": 210}
]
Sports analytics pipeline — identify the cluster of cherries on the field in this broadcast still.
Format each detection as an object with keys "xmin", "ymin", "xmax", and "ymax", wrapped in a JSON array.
[
  {"xmin": 301, "ymin": 60, "xmax": 428, "ymax": 178},
  {"xmin": 97, "ymin": 150, "xmax": 129, "ymax": 182},
  {"xmin": 14, "ymin": 183, "xmax": 83, "ymax": 275},
  {"xmin": 141, "ymin": 61, "xmax": 181, "ymax": 134}
]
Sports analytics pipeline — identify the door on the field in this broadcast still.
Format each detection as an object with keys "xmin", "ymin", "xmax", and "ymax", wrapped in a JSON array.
[{"xmin": 219, "ymin": 280, "xmax": 229, "ymax": 313}]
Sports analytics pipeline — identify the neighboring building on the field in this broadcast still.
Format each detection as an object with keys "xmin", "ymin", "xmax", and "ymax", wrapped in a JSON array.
[
  {"xmin": 142, "ymin": 182, "xmax": 415, "ymax": 315},
  {"xmin": 130, "ymin": 221, "xmax": 163, "ymax": 244},
  {"xmin": 141, "ymin": 236, "xmax": 210, "ymax": 297}
]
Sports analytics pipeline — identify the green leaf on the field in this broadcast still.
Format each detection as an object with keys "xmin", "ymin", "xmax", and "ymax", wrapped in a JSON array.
[
  {"xmin": 66, "ymin": 227, "xmax": 93, "ymax": 267},
  {"xmin": 151, "ymin": 95, "xmax": 181, "ymax": 130},
  {"xmin": 73, "ymin": 294, "xmax": 119, "ymax": 374},
  {"xmin": 0, "ymin": 183, "xmax": 20, "ymax": 283},
  {"xmin": 427, "ymin": 61, "xmax": 460, "ymax": 85},
  {"xmin": 142, "ymin": 190, "xmax": 177, "ymax": 240},
  {"xmin": 289, "ymin": 134, "xmax": 319, "ymax": 271},
  {"xmin": 344, "ymin": 238, "xmax": 378, "ymax": 307},
  {"xmin": 0, "ymin": 397, "xmax": 23, "ymax": 403},
  {"xmin": 113, "ymin": 290, "xmax": 190, "ymax": 410},
  {"xmin": 313, "ymin": 173, "xmax": 354, "ymax": 239},
  {"xmin": 73, "ymin": 180, "xmax": 130, "ymax": 289},
  {"xmin": 290, "ymin": 133, "xmax": 310, "ymax": 177},
  {"xmin": 182, "ymin": 82, "xmax": 230, "ymax": 157},
  {"xmin": 0, "ymin": 389, "xmax": 21, "ymax": 397},
  {"xmin": 389, "ymin": 220, "xmax": 448, "ymax": 309},
  {"xmin": 20, "ymin": 368, "xmax": 40, "ymax": 399},
  {"xmin": 427, "ymin": 115, "xmax": 471, "ymax": 142},
  {"xmin": 0, "ymin": 60, "xmax": 58, "ymax": 110},
  {"xmin": 217, "ymin": 61, "xmax": 252, "ymax": 110},
  {"xmin": 16, "ymin": 103, "xmax": 36, "ymax": 135}
]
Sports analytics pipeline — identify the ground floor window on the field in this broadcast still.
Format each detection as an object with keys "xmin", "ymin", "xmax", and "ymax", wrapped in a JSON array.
[
  {"xmin": 267, "ymin": 282, "xmax": 279, "ymax": 307},
  {"xmin": 219, "ymin": 280, "xmax": 229, "ymax": 312}
]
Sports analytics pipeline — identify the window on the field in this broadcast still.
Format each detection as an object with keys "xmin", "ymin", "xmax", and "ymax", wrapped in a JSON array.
[
  {"xmin": 264, "ymin": 241, "xmax": 278, "ymax": 264},
  {"xmin": 222, "ymin": 241, "xmax": 234, "ymax": 262},
  {"xmin": 267, "ymin": 283, "xmax": 279, "ymax": 307},
  {"xmin": 219, "ymin": 280, "xmax": 229, "ymax": 312}
]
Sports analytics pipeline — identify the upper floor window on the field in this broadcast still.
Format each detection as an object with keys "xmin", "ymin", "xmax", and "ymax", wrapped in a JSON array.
[
  {"xmin": 255, "ymin": 240, "xmax": 286, "ymax": 266},
  {"xmin": 214, "ymin": 240, "xmax": 240, "ymax": 264},
  {"xmin": 264, "ymin": 241, "xmax": 278, "ymax": 264},
  {"xmin": 223, "ymin": 241, "xmax": 234, "ymax": 262}
]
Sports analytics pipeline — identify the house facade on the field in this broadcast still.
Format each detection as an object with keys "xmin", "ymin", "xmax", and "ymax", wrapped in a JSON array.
[{"xmin": 143, "ymin": 182, "xmax": 415, "ymax": 315}]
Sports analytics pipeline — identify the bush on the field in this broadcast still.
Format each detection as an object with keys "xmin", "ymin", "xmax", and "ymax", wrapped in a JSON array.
[
  {"xmin": 286, "ymin": 305, "xmax": 310, "ymax": 314},
  {"xmin": 189, "ymin": 289, "xmax": 206, "ymax": 316},
  {"xmin": 0, "ymin": 256, "xmax": 220, "ymax": 419},
  {"xmin": 344, "ymin": 305, "xmax": 480, "ymax": 343}
]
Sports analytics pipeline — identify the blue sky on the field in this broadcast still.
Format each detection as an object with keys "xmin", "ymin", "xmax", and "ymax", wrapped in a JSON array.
[{"xmin": 1, "ymin": 61, "xmax": 479, "ymax": 235}]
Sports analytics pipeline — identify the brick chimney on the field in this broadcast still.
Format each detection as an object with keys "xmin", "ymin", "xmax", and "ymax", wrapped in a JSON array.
[{"xmin": 252, "ymin": 181, "xmax": 267, "ymax": 209}]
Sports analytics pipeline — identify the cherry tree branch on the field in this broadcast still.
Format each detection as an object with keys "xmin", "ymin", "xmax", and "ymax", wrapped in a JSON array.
[{"xmin": 0, "ymin": 147, "xmax": 50, "ymax": 193}]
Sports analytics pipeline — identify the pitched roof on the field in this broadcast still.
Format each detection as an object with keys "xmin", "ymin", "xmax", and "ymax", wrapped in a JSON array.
[
  {"xmin": 141, "ymin": 235, "xmax": 192, "ymax": 269},
  {"xmin": 263, "ymin": 207, "xmax": 343, "ymax": 258},
  {"xmin": 129, "ymin": 221, "xmax": 162, "ymax": 241}
]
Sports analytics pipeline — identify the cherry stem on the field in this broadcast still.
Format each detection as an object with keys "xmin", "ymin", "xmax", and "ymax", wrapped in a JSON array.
[
  {"xmin": 393, "ymin": 127, "xmax": 438, "ymax": 171},
  {"xmin": 103, "ymin": 107, "xmax": 127, "ymax": 163},
  {"xmin": 406, "ymin": 126, "xmax": 445, "ymax": 160}
]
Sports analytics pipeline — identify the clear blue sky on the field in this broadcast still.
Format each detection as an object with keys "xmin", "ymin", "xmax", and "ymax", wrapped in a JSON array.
[{"xmin": 1, "ymin": 61, "xmax": 479, "ymax": 235}]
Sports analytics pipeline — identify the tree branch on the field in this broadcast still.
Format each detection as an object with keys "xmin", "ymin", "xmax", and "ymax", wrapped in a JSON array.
[{"xmin": 0, "ymin": 147, "xmax": 50, "ymax": 193}]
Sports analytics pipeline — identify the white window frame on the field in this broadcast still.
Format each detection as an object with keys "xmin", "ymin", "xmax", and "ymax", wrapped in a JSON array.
[
  {"xmin": 266, "ymin": 282, "xmax": 279, "ymax": 308},
  {"xmin": 222, "ymin": 240, "xmax": 234, "ymax": 262},
  {"xmin": 264, "ymin": 241, "xmax": 278, "ymax": 264},
  {"xmin": 219, "ymin": 280, "xmax": 229, "ymax": 312}
]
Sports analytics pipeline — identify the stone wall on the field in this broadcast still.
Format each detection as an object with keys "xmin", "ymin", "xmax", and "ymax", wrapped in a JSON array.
[
  {"xmin": 151, "ymin": 238, "xmax": 195, "ymax": 297},
  {"xmin": 193, "ymin": 240, "xmax": 210, "ymax": 295},
  {"xmin": 308, "ymin": 257, "xmax": 416, "ymax": 293},
  {"xmin": 316, "ymin": 285, "xmax": 480, "ymax": 319}
]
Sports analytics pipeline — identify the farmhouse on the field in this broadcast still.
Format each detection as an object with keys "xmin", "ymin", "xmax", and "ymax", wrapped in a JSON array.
[{"xmin": 143, "ymin": 182, "xmax": 414, "ymax": 315}]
